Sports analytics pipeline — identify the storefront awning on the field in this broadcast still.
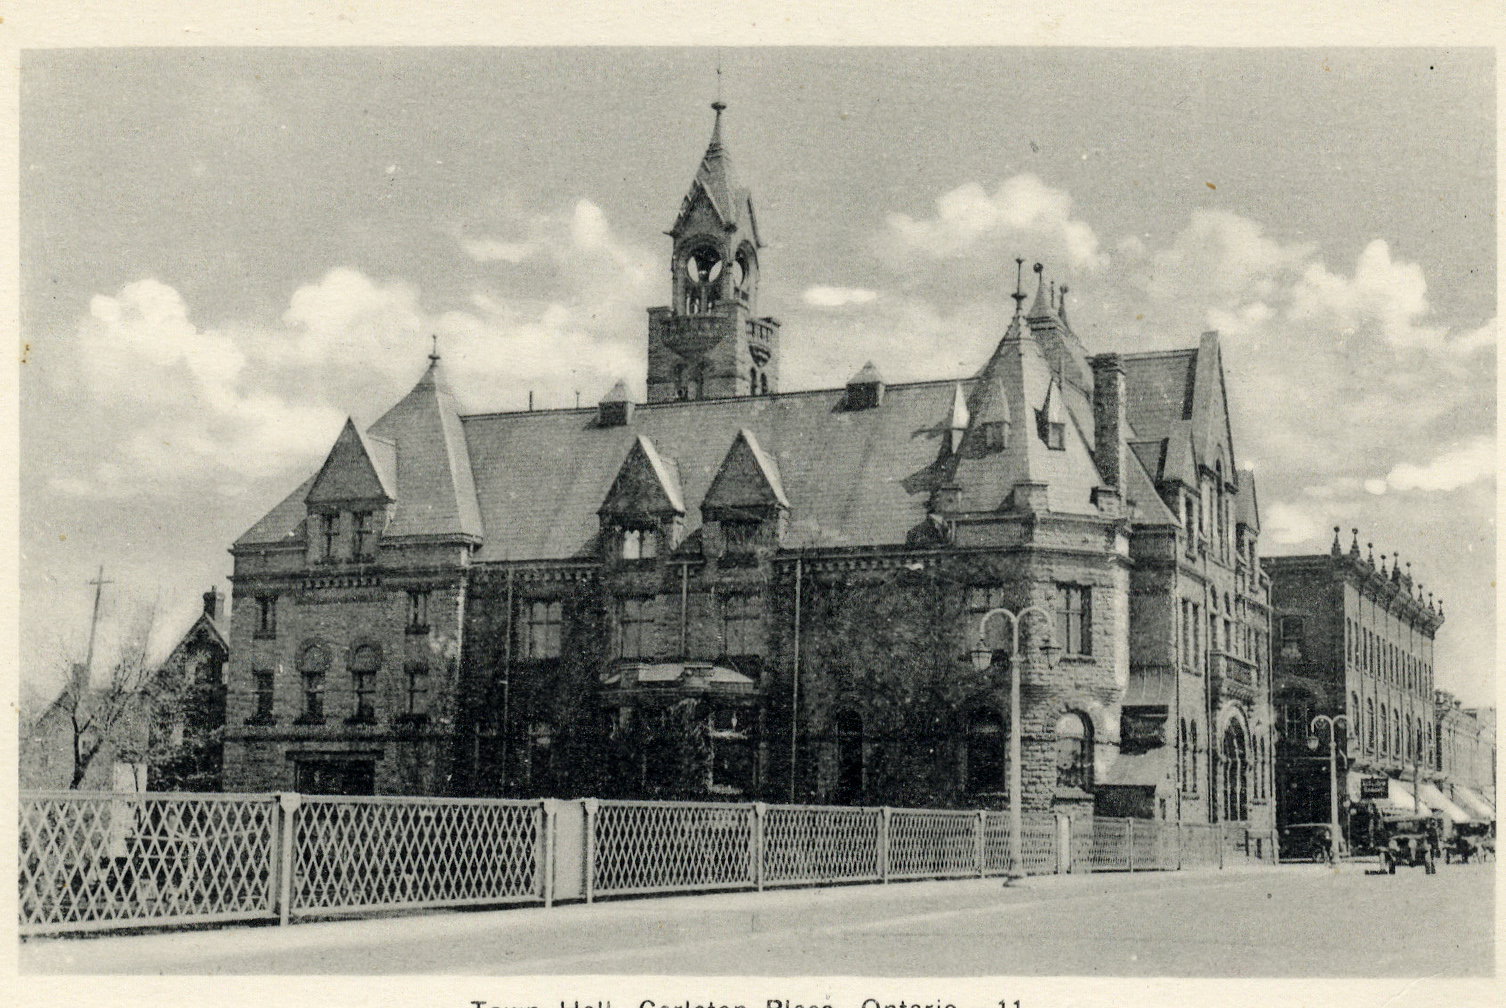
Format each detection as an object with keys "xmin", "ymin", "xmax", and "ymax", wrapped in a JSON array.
[
  {"xmin": 1410, "ymin": 780, "xmax": 1475, "ymax": 824},
  {"xmin": 1346, "ymin": 771, "xmax": 1418, "ymax": 814},
  {"xmin": 1451, "ymin": 784, "xmax": 1496, "ymax": 822}
]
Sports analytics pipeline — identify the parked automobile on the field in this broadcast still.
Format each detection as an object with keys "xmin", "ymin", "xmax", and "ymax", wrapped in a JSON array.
[
  {"xmin": 1448, "ymin": 821, "xmax": 1495, "ymax": 864},
  {"xmin": 1279, "ymin": 823, "xmax": 1337, "ymax": 863},
  {"xmin": 1379, "ymin": 816, "xmax": 1439, "ymax": 874}
]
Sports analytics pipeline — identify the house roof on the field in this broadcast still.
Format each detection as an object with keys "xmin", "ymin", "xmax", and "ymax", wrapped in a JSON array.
[{"xmin": 1121, "ymin": 332, "xmax": 1238, "ymax": 490}]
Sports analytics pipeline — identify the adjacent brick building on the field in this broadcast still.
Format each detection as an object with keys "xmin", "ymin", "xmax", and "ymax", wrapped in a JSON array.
[
  {"xmin": 221, "ymin": 104, "xmax": 1274, "ymax": 839},
  {"xmin": 1264, "ymin": 533, "xmax": 1449, "ymax": 835}
]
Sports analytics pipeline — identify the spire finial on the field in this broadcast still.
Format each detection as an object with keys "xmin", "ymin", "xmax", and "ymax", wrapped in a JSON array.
[
  {"xmin": 1350, "ymin": 528, "xmax": 1360, "ymax": 557},
  {"xmin": 1027, "ymin": 261, "xmax": 1050, "ymax": 317},
  {"xmin": 1011, "ymin": 258, "xmax": 1027, "ymax": 317},
  {"xmin": 1331, "ymin": 526, "xmax": 1342, "ymax": 555},
  {"xmin": 1059, "ymin": 284, "xmax": 1069, "ymax": 325},
  {"xmin": 1367, "ymin": 542, "xmax": 1375, "ymax": 567},
  {"xmin": 708, "ymin": 99, "xmax": 727, "ymax": 153},
  {"xmin": 429, "ymin": 334, "xmax": 440, "ymax": 364}
]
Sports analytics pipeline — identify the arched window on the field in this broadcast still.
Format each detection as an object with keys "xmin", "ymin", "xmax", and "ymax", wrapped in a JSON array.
[
  {"xmin": 966, "ymin": 708, "xmax": 1005, "ymax": 794},
  {"xmin": 1379, "ymin": 704, "xmax": 1389, "ymax": 754},
  {"xmin": 834, "ymin": 710, "xmax": 863, "ymax": 804},
  {"xmin": 1393, "ymin": 709, "xmax": 1402, "ymax": 757},
  {"xmin": 348, "ymin": 643, "xmax": 382, "ymax": 722},
  {"xmin": 1054, "ymin": 711, "xmax": 1092, "ymax": 790},
  {"xmin": 1367, "ymin": 698, "xmax": 1376, "ymax": 751}
]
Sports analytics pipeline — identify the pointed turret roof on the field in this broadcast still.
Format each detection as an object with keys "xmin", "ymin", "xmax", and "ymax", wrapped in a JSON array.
[
  {"xmin": 368, "ymin": 355, "xmax": 484, "ymax": 540},
  {"xmin": 671, "ymin": 103, "xmax": 760, "ymax": 244}
]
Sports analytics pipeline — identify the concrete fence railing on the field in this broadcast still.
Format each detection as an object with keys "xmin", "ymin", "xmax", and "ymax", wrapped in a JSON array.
[{"xmin": 19, "ymin": 790, "xmax": 1276, "ymax": 936}]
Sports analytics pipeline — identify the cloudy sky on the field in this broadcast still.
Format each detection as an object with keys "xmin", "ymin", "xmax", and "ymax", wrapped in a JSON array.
[{"xmin": 19, "ymin": 47, "xmax": 1495, "ymax": 708}]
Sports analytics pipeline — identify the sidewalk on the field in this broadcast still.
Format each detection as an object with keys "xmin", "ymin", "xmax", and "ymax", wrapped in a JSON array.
[{"xmin": 21, "ymin": 862, "xmax": 1294, "ymax": 974}]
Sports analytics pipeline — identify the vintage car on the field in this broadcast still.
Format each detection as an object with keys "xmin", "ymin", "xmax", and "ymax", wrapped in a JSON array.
[
  {"xmin": 1279, "ymin": 823, "xmax": 1338, "ymax": 863},
  {"xmin": 1380, "ymin": 816, "xmax": 1439, "ymax": 874},
  {"xmin": 1448, "ymin": 821, "xmax": 1495, "ymax": 864}
]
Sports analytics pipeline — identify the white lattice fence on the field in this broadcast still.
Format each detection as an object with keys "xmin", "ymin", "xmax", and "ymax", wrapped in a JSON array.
[
  {"xmin": 1088, "ymin": 817, "xmax": 1133, "ymax": 871},
  {"xmin": 19, "ymin": 791, "xmax": 279, "ymax": 935},
  {"xmin": 887, "ymin": 809, "xmax": 978, "ymax": 879},
  {"xmin": 289, "ymin": 796, "xmax": 542, "ymax": 915},
  {"xmin": 762, "ymin": 805, "xmax": 881, "ymax": 885},
  {"xmin": 592, "ymin": 801, "xmax": 755, "ymax": 896}
]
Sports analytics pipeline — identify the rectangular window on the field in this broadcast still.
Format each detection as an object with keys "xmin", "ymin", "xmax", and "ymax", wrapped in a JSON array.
[
  {"xmin": 620, "ymin": 527, "xmax": 657, "ymax": 560},
  {"xmin": 252, "ymin": 671, "xmax": 274, "ymax": 721},
  {"xmin": 353, "ymin": 511, "xmax": 374, "ymax": 559},
  {"xmin": 352, "ymin": 669, "xmax": 376, "ymax": 721},
  {"xmin": 721, "ymin": 594, "xmax": 763, "ymax": 656},
  {"xmin": 301, "ymin": 672, "xmax": 324, "ymax": 722},
  {"xmin": 1055, "ymin": 584, "xmax": 1092, "ymax": 656},
  {"xmin": 1181, "ymin": 599, "xmax": 1192, "ymax": 666},
  {"xmin": 968, "ymin": 586, "xmax": 1010, "ymax": 652},
  {"xmin": 320, "ymin": 512, "xmax": 339, "ymax": 560},
  {"xmin": 523, "ymin": 600, "xmax": 563, "ymax": 659},
  {"xmin": 1281, "ymin": 616, "xmax": 1303, "ymax": 642},
  {"xmin": 255, "ymin": 595, "xmax": 277, "ymax": 636},
  {"xmin": 407, "ymin": 590, "xmax": 430, "ymax": 633},
  {"xmin": 617, "ymin": 597, "xmax": 653, "ymax": 659},
  {"xmin": 405, "ymin": 663, "xmax": 429, "ymax": 715},
  {"xmin": 1191, "ymin": 602, "xmax": 1202, "ymax": 665},
  {"xmin": 723, "ymin": 520, "xmax": 759, "ymax": 552}
]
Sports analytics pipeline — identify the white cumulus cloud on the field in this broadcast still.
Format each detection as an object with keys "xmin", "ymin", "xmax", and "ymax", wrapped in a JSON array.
[
  {"xmin": 803, "ymin": 286, "xmax": 879, "ymax": 308},
  {"xmin": 1384, "ymin": 437, "xmax": 1496, "ymax": 493}
]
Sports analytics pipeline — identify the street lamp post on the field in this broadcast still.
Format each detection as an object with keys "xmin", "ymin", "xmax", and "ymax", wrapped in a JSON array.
[
  {"xmin": 1309, "ymin": 714, "xmax": 1348, "ymax": 865},
  {"xmin": 971, "ymin": 605, "xmax": 1054, "ymax": 877}
]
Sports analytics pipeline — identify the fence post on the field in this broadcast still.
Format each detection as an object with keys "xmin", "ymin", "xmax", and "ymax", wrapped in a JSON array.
[
  {"xmin": 975, "ymin": 810, "xmax": 986, "ymax": 877},
  {"xmin": 1127, "ymin": 818, "xmax": 1135, "ymax": 872},
  {"xmin": 276, "ymin": 792, "xmax": 301, "ymax": 927},
  {"xmin": 1218, "ymin": 823, "xmax": 1225, "ymax": 870},
  {"xmin": 879, "ymin": 807, "xmax": 891, "ymax": 883},
  {"xmin": 583, "ymin": 798, "xmax": 598, "ymax": 904},
  {"xmin": 752, "ymin": 802, "xmax": 766, "ymax": 892},
  {"xmin": 541, "ymin": 800, "xmax": 556, "ymax": 909},
  {"xmin": 1175, "ymin": 822, "xmax": 1183, "ymax": 871}
]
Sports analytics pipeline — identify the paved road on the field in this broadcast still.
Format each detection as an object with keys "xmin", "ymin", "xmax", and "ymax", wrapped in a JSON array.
[{"xmin": 20, "ymin": 860, "xmax": 1493, "ymax": 978}]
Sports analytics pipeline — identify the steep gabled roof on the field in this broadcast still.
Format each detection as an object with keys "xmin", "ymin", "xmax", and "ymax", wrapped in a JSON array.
[
  {"xmin": 702, "ymin": 428, "xmax": 790, "ymax": 514},
  {"xmin": 600, "ymin": 434, "xmax": 687, "ymax": 518},
  {"xmin": 1121, "ymin": 348, "xmax": 1198, "ymax": 485},
  {"xmin": 367, "ymin": 357, "xmax": 484, "ymax": 541},
  {"xmin": 305, "ymin": 417, "xmax": 396, "ymax": 506},
  {"xmin": 671, "ymin": 103, "xmax": 759, "ymax": 244},
  {"xmin": 1235, "ymin": 469, "xmax": 1260, "ymax": 532}
]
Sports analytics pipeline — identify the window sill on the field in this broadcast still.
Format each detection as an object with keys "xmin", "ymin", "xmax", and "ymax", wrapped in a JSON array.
[
  {"xmin": 1054, "ymin": 785, "xmax": 1094, "ymax": 801},
  {"xmin": 243, "ymin": 716, "xmax": 277, "ymax": 727},
  {"xmin": 393, "ymin": 713, "xmax": 429, "ymax": 731},
  {"xmin": 406, "ymin": 625, "xmax": 430, "ymax": 636},
  {"xmin": 293, "ymin": 715, "xmax": 326, "ymax": 727},
  {"xmin": 345, "ymin": 714, "xmax": 379, "ymax": 727}
]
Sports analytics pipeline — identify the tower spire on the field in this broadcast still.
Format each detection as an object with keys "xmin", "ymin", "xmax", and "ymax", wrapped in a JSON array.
[{"xmin": 1011, "ymin": 258, "xmax": 1027, "ymax": 317}]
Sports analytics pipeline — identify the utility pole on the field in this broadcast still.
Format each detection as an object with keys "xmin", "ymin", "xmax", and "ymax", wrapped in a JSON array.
[{"xmin": 80, "ymin": 566, "xmax": 112, "ymax": 691}]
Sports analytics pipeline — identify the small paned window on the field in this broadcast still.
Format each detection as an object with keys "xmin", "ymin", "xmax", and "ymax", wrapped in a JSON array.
[
  {"xmin": 353, "ymin": 511, "xmax": 375, "ymax": 559},
  {"xmin": 523, "ymin": 600, "xmax": 563, "ymax": 659},
  {"xmin": 617, "ymin": 597, "xmax": 653, "ymax": 659},
  {"xmin": 349, "ymin": 643, "xmax": 381, "ymax": 721},
  {"xmin": 320, "ymin": 512, "xmax": 339, "ymax": 560},
  {"xmin": 1055, "ymin": 584, "xmax": 1092, "ymax": 656},
  {"xmin": 405, "ymin": 662, "xmax": 430, "ymax": 715},
  {"xmin": 252, "ymin": 671, "xmax": 275, "ymax": 721},
  {"xmin": 256, "ymin": 596, "xmax": 277, "ymax": 637},
  {"xmin": 301, "ymin": 672, "xmax": 324, "ymax": 722},
  {"xmin": 407, "ymin": 590, "xmax": 431, "ymax": 633}
]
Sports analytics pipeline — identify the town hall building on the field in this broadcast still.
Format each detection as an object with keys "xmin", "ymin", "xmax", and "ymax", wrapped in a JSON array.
[{"xmin": 221, "ymin": 104, "xmax": 1275, "ymax": 838}]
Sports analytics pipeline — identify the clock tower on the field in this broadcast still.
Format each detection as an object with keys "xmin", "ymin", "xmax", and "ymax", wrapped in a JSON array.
[{"xmin": 646, "ymin": 102, "xmax": 780, "ymax": 403}]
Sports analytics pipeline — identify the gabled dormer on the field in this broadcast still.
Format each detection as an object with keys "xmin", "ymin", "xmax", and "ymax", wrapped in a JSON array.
[
  {"xmin": 303, "ymin": 417, "xmax": 396, "ymax": 565},
  {"xmin": 701, "ymin": 429, "xmax": 789, "ymax": 564},
  {"xmin": 598, "ymin": 435, "xmax": 686, "ymax": 561}
]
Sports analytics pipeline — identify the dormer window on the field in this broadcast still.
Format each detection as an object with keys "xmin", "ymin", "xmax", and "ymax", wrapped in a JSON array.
[
  {"xmin": 352, "ymin": 511, "xmax": 375, "ymax": 560},
  {"xmin": 982, "ymin": 420, "xmax": 1009, "ymax": 450},
  {"xmin": 619, "ymin": 526, "xmax": 658, "ymax": 561},
  {"xmin": 1036, "ymin": 410, "xmax": 1065, "ymax": 450},
  {"xmin": 318, "ymin": 512, "xmax": 339, "ymax": 561}
]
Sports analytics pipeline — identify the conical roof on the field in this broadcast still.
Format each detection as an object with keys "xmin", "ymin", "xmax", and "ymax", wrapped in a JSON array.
[{"xmin": 672, "ymin": 103, "xmax": 758, "ymax": 243}]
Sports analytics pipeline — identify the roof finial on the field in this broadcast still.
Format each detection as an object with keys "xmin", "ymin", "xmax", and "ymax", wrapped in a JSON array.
[
  {"xmin": 708, "ymin": 98, "xmax": 727, "ymax": 153},
  {"xmin": 1366, "ymin": 542, "xmax": 1374, "ymax": 567},
  {"xmin": 1011, "ymin": 258, "xmax": 1027, "ymax": 317},
  {"xmin": 1350, "ymin": 528, "xmax": 1360, "ymax": 557},
  {"xmin": 429, "ymin": 333, "xmax": 440, "ymax": 364},
  {"xmin": 1059, "ymin": 284, "xmax": 1069, "ymax": 325},
  {"xmin": 1027, "ymin": 261, "xmax": 1050, "ymax": 317},
  {"xmin": 1331, "ymin": 526, "xmax": 1342, "ymax": 555}
]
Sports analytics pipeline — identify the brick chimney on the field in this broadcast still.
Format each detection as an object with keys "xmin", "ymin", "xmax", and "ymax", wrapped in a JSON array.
[
  {"xmin": 203, "ymin": 588, "xmax": 223, "ymax": 621},
  {"xmin": 1090, "ymin": 353, "xmax": 1127, "ymax": 491}
]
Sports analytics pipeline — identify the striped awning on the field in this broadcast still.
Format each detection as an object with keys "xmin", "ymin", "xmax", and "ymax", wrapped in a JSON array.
[
  {"xmin": 1451, "ymin": 784, "xmax": 1496, "ymax": 822},
  {"xmin": 1346, "ymin": 772, "xmax": 1418, "ymax": 814},
  {"xmin": 1410, "ymin": 781, "xmax": 1475, "ymax": 824}
]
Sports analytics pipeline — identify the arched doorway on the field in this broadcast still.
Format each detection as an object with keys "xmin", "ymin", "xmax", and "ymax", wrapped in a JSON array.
[
  {"xmin": 966, "ymin": 708, "xmax": 1004, "ymax": 795},
  {"xmin": 1054, "ymin": 711, "xmax": 1092, "ymax": 790},
  {"xmin": 1221, "ymin": 721, "xmax": 1249, "ymax": 821}
]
